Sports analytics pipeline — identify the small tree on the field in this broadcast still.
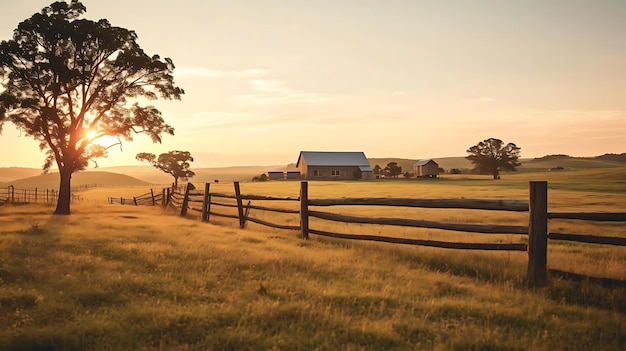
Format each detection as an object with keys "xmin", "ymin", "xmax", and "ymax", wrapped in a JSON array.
[
  {"xmin": 136, "ymin": 151, "xmax": 194, "ymax": 188},
  {"xmin": 403, "ymin": 171, "xmax": 411, "ymax": 179},
  {"xmin": 0, "ymin": 1, "xmax": 183, "ymax": 214},
  {"xmin": 252, "ymin": 174, "xmax": 268, "ymax": 182},
  {"xmin": 384, "ymin": 162, "xmax": 402, "ymax": 178},
  {"xmin": 466, "ymin": 138, "xmax": 521, "ymax": 179},
  {"xmin": 373, "ymin": 164, "xmax": 382, "ymax": 177}
]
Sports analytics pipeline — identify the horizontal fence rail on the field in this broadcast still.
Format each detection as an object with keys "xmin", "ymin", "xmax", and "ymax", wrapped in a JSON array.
[
  {"xmin": 308, "ymin": 210, "xmax": 529, "ymax": 234},
  {"xmin": 308, "ymin": 229, "xmax": 528, "ymax": 251},
  {"xmin": 119, "ymin": 180, "xmax": 625, "ymax": 288},
  {"xmin": 1, "ymin": 186, "xmax": 82, "ymax": 204},
  {"xmin": 108, "ymin": 189, "xmax": 163, "ymax": 206},
  {"xmin": 308, "ymin": 198, "xmax": 529, "ymax": 211},
  {"xmin": 548, "ymin": 212, "xmax": 626, "ymax": 221}
]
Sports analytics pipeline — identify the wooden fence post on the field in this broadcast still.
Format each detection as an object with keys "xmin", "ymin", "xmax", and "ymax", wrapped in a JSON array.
[
  {"xmin": 35, "ymin": 188, "xmax": 38, "ymax": 203},
  {"xmin": 161, "ymin": 188, "xmax": 166, "ymax": 207},
  {"xmin": 10, "ymin": 185, "xmax": 14, "ymax": 203},
  {"xmin": 234, "ymin": 181, "xmax": 245, "ymax": 228},
  {"xmin": 166, "ymin": 188, "xmax": 171, "ymax": 207},
  {"xmin": 527, "ymin": 181, "xmax": 548, "ymax": 287},
  {"xmin": 181, "ymin": 185, "xmax": 191, "ymax": 216},
  {"xmin": 133, "ymin": 197, "xmax": 138, "ymax": 206},
  {"xmin": 300, "ymin": 181, "xmax": 309, "ymax": 240},
  {"xmin": 202, "ymin": 183, "xmax": 211, "ymax": 222},
  {"xmin": 242, "ymin": 200, "xmax": 251, "ymax": 228},
  {"xmin": 151, "ymin": 189, "xmax": 155, "ymax": 205}
]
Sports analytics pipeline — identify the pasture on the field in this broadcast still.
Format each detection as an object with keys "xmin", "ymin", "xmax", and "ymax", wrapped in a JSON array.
[{"xmin": 1, "ymin": 168, "xmax": 625, "ymax": 350}]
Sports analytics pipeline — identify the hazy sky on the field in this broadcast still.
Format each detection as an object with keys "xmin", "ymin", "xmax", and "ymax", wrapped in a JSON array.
[{"xmin": 1, "ymin": 0, "xmax": 625, "ymax": 168}]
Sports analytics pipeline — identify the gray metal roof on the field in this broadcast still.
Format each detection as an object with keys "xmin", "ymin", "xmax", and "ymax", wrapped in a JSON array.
[
  {"xmin": 297, "ymin": 151, "xmax": 371, "ymax": 168},
  {"xmin": 413, "ymin": 159, "xmax": 437, "ymax": 166}
]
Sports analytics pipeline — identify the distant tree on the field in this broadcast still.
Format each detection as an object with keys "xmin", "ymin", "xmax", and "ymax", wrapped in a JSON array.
[
  {"xmin": 136, "ymin": 151, "xmax": 194, "ymax": 188},
  {"xmin": 252, "ymin": 173, "xmax": 268, "ymax": 182},
  {"xmin": 373, "ymin": 164, "xmax": 382, "ymax": 177},
  {"xmin": 0, "ymin": 1, "xmax": 183, "ymax": 214},
  {"xmin": 384, "ymin": 162, "xmax": 402, "ymax": 178},
  {"xmin": 466, "ymin": 138, "xmax": 521, "ymax": 179},
  {"xmin": 403, "ymin": 171, "xmax": 411, "ymax": 179},
  {"xmin": 449, "ymin": 168, "xmax": 462, "ymax": 175}
]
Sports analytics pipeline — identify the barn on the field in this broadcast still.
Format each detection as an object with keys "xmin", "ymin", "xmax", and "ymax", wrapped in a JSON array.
[
  {"xmin": 296, "ymin": 151, "xmax": 373, "ymax": 180},
  {"xmin": 413, "ymin": 159, "xmax": 439, "ymax": 177},
  {"xmin": 267, "ymin": 171, "xmax": 285, "ymax": 180},
  {"xmin": 285, "ymin": 171, "xmax": 301, "ymax": 180}
]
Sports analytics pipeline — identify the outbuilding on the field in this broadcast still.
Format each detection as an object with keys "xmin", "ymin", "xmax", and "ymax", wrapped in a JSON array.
[
  {"xmin": 413, "ymin": 159, "xmax": 439, "ymax": 177},
  {"xmin": 296, "ymin": 151, "xmax": 373, "ymax": 180},
  {"xmin": 267, "ymin": 171, "xmax": 285, "ymax": 180}
]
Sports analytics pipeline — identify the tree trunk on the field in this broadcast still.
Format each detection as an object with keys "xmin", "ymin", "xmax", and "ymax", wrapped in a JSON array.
[{"xmin": 54, "ymin": 167, "xmax": 73, "ymax": 215}]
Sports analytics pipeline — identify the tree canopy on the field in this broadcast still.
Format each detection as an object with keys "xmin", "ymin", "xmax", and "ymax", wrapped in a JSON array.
[
  {"xmin": 384, "ymin": 162, "xmax": 402, "ymax": 178},
  {"xmin": 466, "ymin": 138, "xmax": 521, "ymax": 179},
  {"xmin": 136, "ymin": 150, "xmax": 194, "ymax": 188},
  {"xmin": 0, "ymin": 0, "xmax": 183, "ymax": 214}
]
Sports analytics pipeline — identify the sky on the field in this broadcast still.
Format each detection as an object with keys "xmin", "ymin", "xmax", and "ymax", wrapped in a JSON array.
[{"xmin": 1, "ymin": 0, "xmax": 625, "ymax": 169}]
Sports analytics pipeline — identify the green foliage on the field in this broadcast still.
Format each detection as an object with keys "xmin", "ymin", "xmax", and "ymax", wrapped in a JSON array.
[
  {"xmin": 136, "ymin": 150, "xmax": 194, "ymax": 188},
  {"xmin": 373, "ymin": 164, "xmax": 382, "ymax": 176},
  {"xmin": 466, "ymin": 138, "xmax": 521, "ymax": 179},
  {"xmin": 0, "ymin": 0, "xmax": 183, "ymax": 214},
  {"xmin": 383, "ymin": 162, "xmax": 402, "ymax": 178}
]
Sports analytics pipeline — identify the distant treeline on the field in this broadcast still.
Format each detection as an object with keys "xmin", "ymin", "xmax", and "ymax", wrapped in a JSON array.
[{"xmin": 534, "ymin": 153, "xmax": 626, "ymax": 162}]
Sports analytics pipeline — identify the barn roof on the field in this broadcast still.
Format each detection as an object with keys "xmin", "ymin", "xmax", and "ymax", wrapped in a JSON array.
[
  {"xmin": 413, "ymin": 159, "xmax": 438, "ymax": 166},
  {"xmin": 296, "ymin": 151, "xmax": 372, "ymax": 171}
]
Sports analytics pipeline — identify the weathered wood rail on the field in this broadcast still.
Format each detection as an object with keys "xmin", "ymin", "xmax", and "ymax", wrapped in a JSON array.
[
  {"xmin": 108, "ymin": 189, "xmax": 163, "ymax": 206},
  {"xmin": 132, "ymin": 181, "xmax": 626, "ymax": 288},
  {"xmin": 1, "ymin": 185, "xmax": 82, "ymax": 204}
]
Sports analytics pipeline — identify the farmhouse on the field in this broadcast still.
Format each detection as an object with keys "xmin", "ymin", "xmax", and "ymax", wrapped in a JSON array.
[
  {"xmin": 296, "ymin": 151, "xmax": 373, "ymax": 180},
  {"xmin": 413, "ymin": 159, "xmax": 439, "ymax": 177}
]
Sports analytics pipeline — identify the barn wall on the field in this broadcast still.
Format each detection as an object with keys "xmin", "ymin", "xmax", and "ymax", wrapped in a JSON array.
[{"xmin": 305, "ymin": 166, "xmax": 364, "ymax": 180}]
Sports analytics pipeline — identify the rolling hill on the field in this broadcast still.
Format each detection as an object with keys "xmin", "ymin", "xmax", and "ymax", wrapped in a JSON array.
[
  {"xmin": 1, "ymin": 153, "xmax": 623, "ymax": 188},
  {"xmin": 0, "ymin": 171, "xmax": 149, "ymax": 189},
  {"xmin": 0, "ymin": 167, "xmax": 44, "ymax": 183}
]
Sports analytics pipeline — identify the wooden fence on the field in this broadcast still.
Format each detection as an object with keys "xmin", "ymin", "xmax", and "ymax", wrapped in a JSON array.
[
  {"xmin": 0, "ymin": 185, "xmax": 82, "ymax": 204},
  {"xmin": 123, "ymin": 181, "xmax": 626, "ymax": 288},
  {"xmin": 108, "ymin": 189, "xmax": 164, "ymax": 206}
]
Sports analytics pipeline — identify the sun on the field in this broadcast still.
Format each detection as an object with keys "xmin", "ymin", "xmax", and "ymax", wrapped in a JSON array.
[
  {"xmin": 85, "ymin": 129, "xmax": 99, "ymax": 141},
  {"xmin": 85, "ymin": 129, "xmax": 119, "ymax": 148}
]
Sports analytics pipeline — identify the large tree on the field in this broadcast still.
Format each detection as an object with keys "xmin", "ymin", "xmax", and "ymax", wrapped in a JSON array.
[
  {"xmin": 0, "ymin": 1, "xmax": 183, "ymax": 214},
  {"xmin": 466, "ymin": 138, "xmax": 521, "ymax": 179},
  {"xmin": 136, "ymin": 151, "xmax": 194, "ymax": 188}
]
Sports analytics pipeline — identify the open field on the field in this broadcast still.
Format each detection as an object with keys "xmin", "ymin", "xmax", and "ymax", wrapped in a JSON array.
[{"xmin": 1, "ymin": 168, "xmax": 625, "ymax": 350}]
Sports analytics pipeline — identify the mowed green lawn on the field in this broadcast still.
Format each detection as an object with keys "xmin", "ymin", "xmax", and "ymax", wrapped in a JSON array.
[{"xmin": 1, "ymin": 168, "xmax": 625, "ymax": 350}]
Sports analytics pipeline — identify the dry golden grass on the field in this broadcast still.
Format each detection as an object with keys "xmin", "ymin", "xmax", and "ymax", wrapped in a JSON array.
[
  {"xmin": 2, "ymin": 172, "xmax": 624, "ymax": 349},
  {"xmin": 1, "ymin": 201, "xmax": 625, "ymax": 350}
]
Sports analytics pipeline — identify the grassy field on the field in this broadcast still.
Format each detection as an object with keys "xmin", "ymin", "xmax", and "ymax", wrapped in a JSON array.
[{"xmin": 1, "ymin": 169, "xmax": 625, "ymax": 350}]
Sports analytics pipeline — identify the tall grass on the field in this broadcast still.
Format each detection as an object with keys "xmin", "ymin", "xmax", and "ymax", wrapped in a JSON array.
[{"xmin": 1, "ymin": 195, "xmax": 625, "ymax": 350}]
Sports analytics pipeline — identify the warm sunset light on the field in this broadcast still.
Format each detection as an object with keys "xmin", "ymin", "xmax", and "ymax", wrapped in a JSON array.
[
  {"xmin": 1, "ymin": 0, "xmax": 625, "ymax": 169},
  {"xmin": 85, "ymin": 129, "xmax": 98, "ymax": 142},
  {"xmin": 0, "ymin": 2, "xmax": 624, "ymax": 349}
]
